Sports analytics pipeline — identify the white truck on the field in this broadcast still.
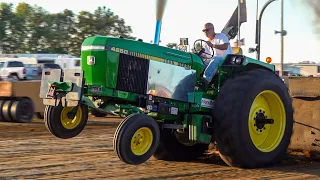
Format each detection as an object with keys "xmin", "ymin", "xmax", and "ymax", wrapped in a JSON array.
[{"xmin": 0, "ymin": 60, "xmax": 27, "ymax": 81}]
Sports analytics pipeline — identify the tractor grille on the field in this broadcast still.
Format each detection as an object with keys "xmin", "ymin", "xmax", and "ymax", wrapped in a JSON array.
[{"xmin": 116, "ymin": 54, "xmax": 149, "ymax": 94}]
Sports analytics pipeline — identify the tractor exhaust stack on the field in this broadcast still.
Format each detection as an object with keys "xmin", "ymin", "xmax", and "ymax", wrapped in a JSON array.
[{"xmin": 154, "ymin": 0, "xmax": 167, "ymax": 45}]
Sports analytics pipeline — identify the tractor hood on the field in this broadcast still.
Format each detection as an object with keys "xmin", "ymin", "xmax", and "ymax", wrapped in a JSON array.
[{"xmin": 80, "ymin": 36, "xmax": 204, "ymax": 91}]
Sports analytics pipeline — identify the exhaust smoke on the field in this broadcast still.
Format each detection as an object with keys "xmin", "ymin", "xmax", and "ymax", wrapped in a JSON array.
[
  {"xmin": 156, "ymin": 0, "xmax": 168, "ymax": 21},
  {"xmin": 305, "ymin": 0, "xmax": 320, "ymax": 35}
]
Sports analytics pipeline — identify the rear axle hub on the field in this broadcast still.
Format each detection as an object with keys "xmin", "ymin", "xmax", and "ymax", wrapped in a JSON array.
[{"xmin": 255, "ymin": 112, "xmax": 274, "ymax": 130}]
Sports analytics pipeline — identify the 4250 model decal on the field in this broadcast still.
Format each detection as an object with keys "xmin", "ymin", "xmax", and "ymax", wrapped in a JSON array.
[{"xmin": 107, "ymin": 46, "xmax": 192, "ymax": 69}]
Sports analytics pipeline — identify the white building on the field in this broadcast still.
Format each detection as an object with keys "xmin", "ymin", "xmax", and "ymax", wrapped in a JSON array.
[{"xmin": 273, "ymin": 62, "xmax": 320, "ymax": 77}]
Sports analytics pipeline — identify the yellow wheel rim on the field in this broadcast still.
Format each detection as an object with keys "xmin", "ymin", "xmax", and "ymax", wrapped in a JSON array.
[
  {"xmin": 131, "ymin": 127, "xmax": 153, "ymax": 156},
  {"xmin": 248, "ymin": 90, "xmax": 286, "ymax": 152},
  {"xmin": 60, "ymin": 107, "xmax": 83, "ymax": 130}
]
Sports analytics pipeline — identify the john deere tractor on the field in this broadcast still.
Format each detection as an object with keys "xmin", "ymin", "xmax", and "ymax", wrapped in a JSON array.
[{"xmin": 39, "ymin": 34, "xmax": 293, "ymax": 168}]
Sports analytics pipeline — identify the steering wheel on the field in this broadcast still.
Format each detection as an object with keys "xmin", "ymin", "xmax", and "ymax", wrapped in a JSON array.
[{"xmin": 193, "ymin": 39, "xmax": 215, "ymax": 59}]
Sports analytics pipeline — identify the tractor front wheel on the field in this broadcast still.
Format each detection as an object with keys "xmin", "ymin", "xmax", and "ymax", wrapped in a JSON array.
[
  {"xmin": 212, "ymin": 68, "xmax": 294, "ymax": 168},
  {"xmin": 44, "ymin": 104, "xmax": 88, "ymax": 139},
  {"xmin": 113, "ymin": 113, "xmax": 160, "ymax": 165}
]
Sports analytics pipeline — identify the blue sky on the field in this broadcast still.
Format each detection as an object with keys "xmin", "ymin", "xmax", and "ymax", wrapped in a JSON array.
[{"xmin": 2, "ymin": 0, "xmax": 320, "ymax": 63}]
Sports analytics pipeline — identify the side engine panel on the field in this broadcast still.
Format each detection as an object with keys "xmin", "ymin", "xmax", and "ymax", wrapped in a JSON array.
[
  {"xmin": 115, "ymin": 53, "xmax": 196, "ymax": 102},
  {"xmin": 147, "ymin": 60, "xmax": 196, "ymax": 102}
]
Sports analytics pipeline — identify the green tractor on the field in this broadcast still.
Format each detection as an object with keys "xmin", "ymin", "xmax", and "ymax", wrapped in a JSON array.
[
  {"xmin": 39, "ymin": 35, "xmax": 293, "ymax": 168},
  {"xmin": 39, "ymin": 0, "xmax": 293, "ymax": 168}
]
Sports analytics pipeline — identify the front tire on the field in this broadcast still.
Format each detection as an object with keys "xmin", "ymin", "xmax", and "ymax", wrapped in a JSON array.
[
  {"xmin": 212, "ymin": 68, "xmax": 294, "ymax": 168},
  {"xmin": 44, "ymin": 104, "xmax": 88, "ymax": 139},
  {"xmin": 113, "ymin": 114, "xmax": 160, "ymax": 165}
]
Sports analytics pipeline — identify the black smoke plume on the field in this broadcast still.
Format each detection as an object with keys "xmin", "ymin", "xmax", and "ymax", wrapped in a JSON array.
[{"xmin": 305, "ymin": 0, "xmax": 320, "ymax": 35}]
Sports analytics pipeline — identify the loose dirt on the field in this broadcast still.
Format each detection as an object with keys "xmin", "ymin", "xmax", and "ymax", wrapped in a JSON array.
[{"xmin": 0, "ymin": 116, "xmax": 319, "ymax": 180}]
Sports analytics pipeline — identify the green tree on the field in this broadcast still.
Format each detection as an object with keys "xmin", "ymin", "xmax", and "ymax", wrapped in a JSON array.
[
  {"xmin": 69, "ymin": 10, "xmax": 95, "ymax": 56},
  {"xmin": 0, "ymin": 3, "xmax": 15, "ymax": 53},
  {"xmin": 11, "ymin": 2, "xmax": 33, "ymax": 53},
  {"xmin": 0, "ymin": 3, "xmax": 135, "ymax": 56},
  {"xmin": 68, "ymin": 6, "xmax": 135, "ymax": 56},
  {"xmin": 48, "ymin": 9, "xmax": 76, "ymax": 54}
]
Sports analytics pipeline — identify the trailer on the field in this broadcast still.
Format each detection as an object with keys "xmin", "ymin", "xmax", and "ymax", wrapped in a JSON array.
[
  {"xmin": 54, "ymin": 57, "xmax": 81, "ymax": 71},
  {"xmin": 0, "ymin": 80, "xmax": 44, "ymax": 123}
]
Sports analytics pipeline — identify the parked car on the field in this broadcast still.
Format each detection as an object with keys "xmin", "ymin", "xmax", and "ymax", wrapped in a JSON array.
[
  {"xmin": 0, "ymin": 60, "xmax": 27, "ymax": 81},
  {"xmin": 25, "ymin": 64, "xmax": 41, "ymax": 80}
]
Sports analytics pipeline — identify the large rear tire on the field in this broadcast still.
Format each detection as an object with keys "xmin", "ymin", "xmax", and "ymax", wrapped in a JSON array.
[
  {"xmin": 44, "ymin": 104, "xmax": 88, "ymax": 139},
  {"xmin": 212, "ymin": 68, "xmax": 294, "ymax": 168},
  {"xmin": 153, "ymin": 129, "xmax": 209, "ymax": 161}
]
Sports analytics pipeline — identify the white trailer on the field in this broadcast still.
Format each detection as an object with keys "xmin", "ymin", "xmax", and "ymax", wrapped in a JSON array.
[{"xmin": 54, "ymin": 57, "xmax": 81, "ymax": 70}]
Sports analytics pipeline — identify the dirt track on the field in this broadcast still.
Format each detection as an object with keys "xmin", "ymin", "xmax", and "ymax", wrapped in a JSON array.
[{"xmin": 0, "ymin": 116, "xmax": 319, "ymax": 180}]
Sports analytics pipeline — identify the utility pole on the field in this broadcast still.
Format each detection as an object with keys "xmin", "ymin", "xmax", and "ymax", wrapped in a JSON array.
[
  {"xmin": 275, "ymin": 0, "xmax": 287, "ymax": 77},
  {"xmin": 238, "ymin": 0, "xmax": 241, "ymax": 47},
  {"xmin": 280, "ymin": 0, "xmax": 284, "ymax": 77},
  {"xmin": 255, "ymin": 0, "xmax": 258, "ymax": 49}
]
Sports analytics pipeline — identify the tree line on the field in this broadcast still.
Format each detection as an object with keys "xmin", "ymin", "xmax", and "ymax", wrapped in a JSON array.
[{"xmin": 0, "ymin": 2, "xmax": 135, "ymax": 57}]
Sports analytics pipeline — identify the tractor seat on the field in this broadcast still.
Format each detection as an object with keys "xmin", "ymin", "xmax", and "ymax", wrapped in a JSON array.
[{"xmin": 232, "ymin": 47, "xmax": 243, "ymax": 55}]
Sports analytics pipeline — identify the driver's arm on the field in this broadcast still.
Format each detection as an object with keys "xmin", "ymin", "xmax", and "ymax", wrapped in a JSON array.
[
  {"xmin": 211, "ymin": 33, "xmax": 230, "ymax": 50},
  {"xmin": 213, "ymin": 43, "xmax": 229, "ymax": 50}
]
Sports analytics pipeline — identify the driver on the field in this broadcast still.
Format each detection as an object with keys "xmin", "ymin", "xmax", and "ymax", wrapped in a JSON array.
[{"xmin": 200, "ymin": 22, "xmax": 234, "ymax": 89}]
